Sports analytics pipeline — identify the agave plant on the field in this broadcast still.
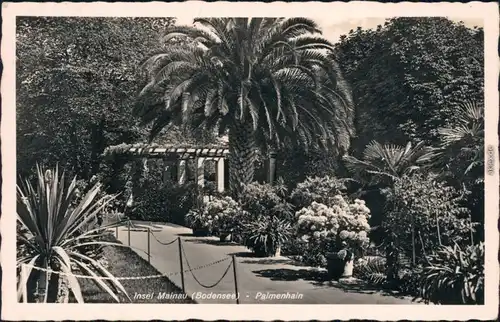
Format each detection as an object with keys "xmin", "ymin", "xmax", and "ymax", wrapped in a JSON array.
[
  {"xmin": 17, "ymin": 165, "xmax": 130, "ymax": 303},
  {"xmin": 418, "ymin": 242, "xmax": 484, "ymax": 304}
]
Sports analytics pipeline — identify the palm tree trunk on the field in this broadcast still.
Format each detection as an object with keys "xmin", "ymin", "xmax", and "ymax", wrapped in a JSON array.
[{"xmin": 228, "ymin": 122, "xmax": 257, "ymax": 198}]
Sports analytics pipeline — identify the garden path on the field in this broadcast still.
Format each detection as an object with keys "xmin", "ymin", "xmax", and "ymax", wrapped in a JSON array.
[{"xmin": 115, "ymin": 222, "xmax": 423, "ymax": 304}]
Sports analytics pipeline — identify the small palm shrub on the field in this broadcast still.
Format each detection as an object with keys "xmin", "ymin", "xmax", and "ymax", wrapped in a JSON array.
[
  {"xmin": 17, "ymin": 165, "xmax": 130, "ymax": 303},
  {"xmin": 243, "ymin": 216, "xmax": 293, "ymax": 257},
  {"xmin": 353, "ymin": 256, "xmax": 387, "ymax": 286},
  {"xmin": 418, "ymin": 242, "xmax": 484, "ymax": 304},
  {"xmin": 236, "ymin": 182, "xmax": 294, "ymax": 256}
]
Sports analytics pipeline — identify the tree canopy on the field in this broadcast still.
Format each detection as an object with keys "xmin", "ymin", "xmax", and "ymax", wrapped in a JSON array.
[
  {"xmin": 16, "ymin": 17, "xmax": 176, "ymax": 180},
  {"xmin": 334, "ymin": 17, "xmax": 484, "ymax": 155}
]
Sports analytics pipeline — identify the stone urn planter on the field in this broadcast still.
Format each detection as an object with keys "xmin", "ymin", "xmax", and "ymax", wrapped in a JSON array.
[
  {"xmin": 326, "ymin": 251, "xmax": 354, "ymax": 280},
  {"xmin": 274, "ymin": 245, "xmax": 282, "ymax": 257},
  {"xmin": 219, "ymin": 231, "xmax": 232, "ymax": 242},
  {"xmin": 251, "ymin": 242, "xmax": 281, "ymax": 257}
]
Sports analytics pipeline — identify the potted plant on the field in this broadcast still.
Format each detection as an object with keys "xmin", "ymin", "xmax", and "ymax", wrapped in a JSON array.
[
  {"xmin": 243, "ymin": 216, "xmax": 292, "ymax": 257},
  {"xmin": 326, "ymin": 241, "xmax": 355, "ymax": 280},
  {"xmin": 294, "ymin": 197, "xmax": 371, "ymax": 278},
  {"xmin": 204, "ymin": 196, "xmax": 242, "ymax": 241},
  {"xmin": 185, "ymin": 208, "xmax": 212, "ymax": 236}
]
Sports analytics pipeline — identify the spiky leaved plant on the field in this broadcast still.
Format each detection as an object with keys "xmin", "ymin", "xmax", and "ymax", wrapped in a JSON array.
[
  {"xmin": 17, "ymin": 165, "xmax": 130, "ymax": 303},
  {"xmin": 243, "ymin": 215, "xmax": 293, "ymax": 257},
  {"xmin": 418, "ymin": 242, "xmax": 484, "ymax": 304},
  {"xmin": 136, "ymin": 18, "xmax": 354, "ymax": 197}
]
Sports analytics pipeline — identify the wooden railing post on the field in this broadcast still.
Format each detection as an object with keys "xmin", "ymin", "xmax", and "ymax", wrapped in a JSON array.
[
  {"xmin": 232, "ymin": 255, "xmax": 240, "ymax": 304},
  {"xmin": 178, "ymin": 237, "xmax": 186, "ymax": 293},
  {"xmin": 147, "ymin": 227, "xmax": 151, "ymax": 263}
]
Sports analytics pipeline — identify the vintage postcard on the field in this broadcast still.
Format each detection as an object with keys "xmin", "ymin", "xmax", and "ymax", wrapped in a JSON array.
[{"xmin": 1, "ymin": 1, "xmax": 498, "ymax": 321}]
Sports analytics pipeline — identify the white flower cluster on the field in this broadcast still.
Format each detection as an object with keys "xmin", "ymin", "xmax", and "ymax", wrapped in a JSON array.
[
  {"xmin": 295, "ymin": 195, "xmax": 371, "ymax": 246},
  {"xmin": 201, "ymin": 196, "xmax": 242, "ymax": 229}
]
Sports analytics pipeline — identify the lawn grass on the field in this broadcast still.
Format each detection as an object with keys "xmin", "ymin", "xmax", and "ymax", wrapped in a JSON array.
[{"xmin": 79, "ymin": 241, "xmax": 195, "ymax": 303}]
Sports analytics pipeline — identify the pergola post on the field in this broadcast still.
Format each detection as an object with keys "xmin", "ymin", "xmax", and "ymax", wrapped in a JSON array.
[
  {"xmin": 162, "ymin": 159, "xmax": 171, "ymax": 184},
  {"xmin": 177, "ymin": 159, "xmax": 187, "ymax": 184},
  {"xmin": 195, "ymin": 157, "xmax": 207, "ymax": 203},
  {"xmin": 195, "ymin": 157, "xmax": 205, "ymax": 188},
  {"xmin": 216, "ymin": 157, "xmax": 225, "ymax": 193},
  {"xmin": 266, "ymin": 151, "xmax": 277, "ymax": 184}
]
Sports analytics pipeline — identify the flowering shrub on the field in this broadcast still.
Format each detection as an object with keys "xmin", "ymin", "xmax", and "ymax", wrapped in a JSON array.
[
  {"xmin": 186, "ymin": 195, "xmax": 241, "ymax": 233},
  {"xmin": 185, "ymin": 207, "xmax": 212, "ymax": 232},
  {"xmin": 208, "ymin": 196, "xmax": 243, "ymax": 232},
  {"xmin": 295, "ymin": 196, "xmax": 371, "ymax": 256},
  {"xmin": 290, "ymin": 176, "xmax": 351, "ymax": 209}
]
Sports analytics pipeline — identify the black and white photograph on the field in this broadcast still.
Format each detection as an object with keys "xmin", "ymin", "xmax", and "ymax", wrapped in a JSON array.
[{"xmin": 1, "ymin": 1, "xmax": 498, "ymax": 321}]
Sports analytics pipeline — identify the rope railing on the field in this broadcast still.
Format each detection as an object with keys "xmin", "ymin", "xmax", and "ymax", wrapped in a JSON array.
[
  {"xmin": 181, "ymin": 243, "xmax": 233, "ymax": 289},
  {"xmin": 149, "ymin": 230, "xmax": 178, "ymax": 246},
  {"xmin": 19, "ymin": 255, "xmax": 232, "ymax": 281},
  {"xmin": 19, "ymin": 222, "xmax": 242, "ymax": 303}
]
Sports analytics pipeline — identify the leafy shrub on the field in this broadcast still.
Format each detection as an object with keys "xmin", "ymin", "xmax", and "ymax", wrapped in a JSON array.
[
  {"xmin": 418, "ymin": 242, "xmax": 484, "ymax": 304},
  {"xmin": 239, "ymin": 181, "xmax": 293, "ymax": 220},
  {"xmin": 285, "ymin": 237, "xmax": 331, "ymax": 267},
  {"xmin": 290, "ymin": 176, "xmax": 351, "ymax": 209},
  {"xmin": 382, "ymin": 173, "xmax": 475, "ymax": 265},
  {"xmin": 275, "ymin": 146, "xmax": 341, "ymax": 189},
  {"xmin": 131, "ymin": 181, "xmax": 196, "ymax": 225},
  {"xmin": 166, "ymin": 182, "xmax": 198, "ymax": 224},
  {"xmin": 234, "ymin": 182, "xmax": 294, "ymax": 255},
  {"xmin": 397, "ymin": 267, "xmax": 422, "ymax": 296},
  {"xmin": 295, "ymin": 197, "xmax": 371, "ymax": 255}
]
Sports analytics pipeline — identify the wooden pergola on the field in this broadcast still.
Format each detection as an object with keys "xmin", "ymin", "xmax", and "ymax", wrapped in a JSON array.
[{"xmin": 103, "ymin": 143, "xmax": 277, "ymax": 194}]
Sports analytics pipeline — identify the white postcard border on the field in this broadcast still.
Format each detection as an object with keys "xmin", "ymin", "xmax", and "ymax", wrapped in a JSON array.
[{"xmin": 1, "ymin": 1, "xmax": 498, "ymax": 321}]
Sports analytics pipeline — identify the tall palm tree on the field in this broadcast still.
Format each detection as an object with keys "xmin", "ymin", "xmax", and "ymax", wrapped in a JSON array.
[{"xmin": 134, "ymin": 18, "xmax": 354, "ymax": 196}]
